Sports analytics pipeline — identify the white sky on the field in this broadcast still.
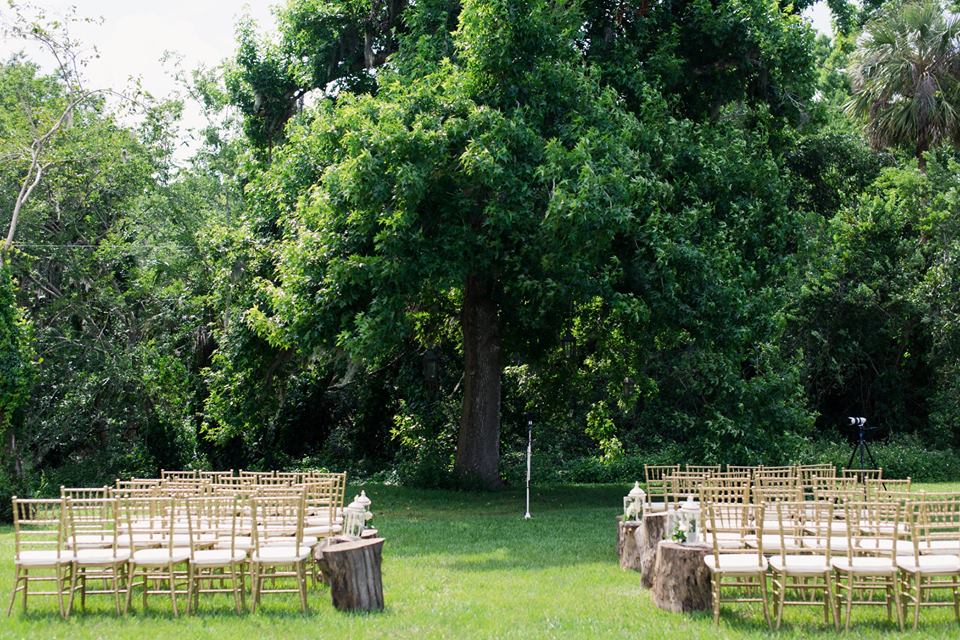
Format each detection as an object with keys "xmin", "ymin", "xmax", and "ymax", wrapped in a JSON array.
[{"xmin": 1, "ymin": 1, "xmax": 835, "ymax": 159}]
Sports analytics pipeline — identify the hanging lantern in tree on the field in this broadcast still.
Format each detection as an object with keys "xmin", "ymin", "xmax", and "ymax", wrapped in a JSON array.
[{"xmin": 561, "ymin": 331, "xmax": 576, "ymax": 362}]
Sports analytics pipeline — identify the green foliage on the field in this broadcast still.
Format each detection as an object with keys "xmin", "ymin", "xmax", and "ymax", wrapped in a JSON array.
[
  {"xmin": 0, "ymin": 264, "xmax": 35, "ymax": 448},
  {"xmin": 846, "ymin": 0, "xmax": 960, "ymax": 165}
]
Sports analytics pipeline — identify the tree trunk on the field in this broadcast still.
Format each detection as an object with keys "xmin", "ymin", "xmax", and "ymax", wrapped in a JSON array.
[
  {"xmin": 454, "ymin": 274, "xmax": 502, "ymax": 488},
  {"xmin": 640, "ymin": 511, "xmax": 670, "ymax": 588},
  {"xmin": 651, "ymin": 542, "xmax": 712, "ymax": 613},
  {"xmin": 321, "ymin": 537, "xmax": 385, "ymax": 612}
]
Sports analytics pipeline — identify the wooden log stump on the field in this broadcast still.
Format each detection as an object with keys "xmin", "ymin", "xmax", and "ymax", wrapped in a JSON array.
[
  {"xmin": 322, "ymin": 537, "xmax": 386, "ymax": 612},
  {"xmin": 616, "ymin": 516, "xmax": 643, "ymax": 571},
  {"xmin": 639, "ymin": 511, "xmax": 670, "ymax": 588},
  {"xmin": 651, "ymin": 541, "xmax": 712, "ymax": 613}
]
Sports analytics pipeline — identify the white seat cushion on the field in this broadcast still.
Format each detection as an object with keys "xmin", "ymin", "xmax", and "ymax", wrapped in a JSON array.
[
  {"xmin": 768, "ymin": 555, "xmax": 830, "ymax": 575},
  {"xmin": 191, "ymin": 549, "xmax": 247, "ymax": 566},
  {"xmin": 831, "ymin": 557, "xmax": 898, "ymax": 574},
  {"xmin": 217, "ymin": 536, "xmax": 252, "ymax": 551},
  {"xmin": 704, "ymin": 554, "xmax": 767, "ymax": 574},
  {"xmin": 304, "ymin": 524, "xmax": 342, "ymax": 536},
  {"xmin": 15, "ymin": 550, "xmax": 75, "ymax": 567},
  {"xmin": 131, "ymin": 548, "xmax": 190, "ymax": 565},
  {"xmin": 75, "ymin": 548, "xmax": 130, "ymax": 565},
  {"xmin": 897, "ymin": 555, "xmax": 960, "ymax": 574},
  {"xmin": 919, "ymin": 540, "xmax": 960, "ymax": 555},
  {"xmin": 251, "ymin": 546, "xmax": 311, "ymax": 564},
  {"xmin": 67, "ymin": 534, "xmax": 114, "ymax": 549}
]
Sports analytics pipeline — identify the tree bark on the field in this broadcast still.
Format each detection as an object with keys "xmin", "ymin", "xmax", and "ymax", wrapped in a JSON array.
[
  {"xmin": 616, "ymin": 516, "xmax": 643, "ymax": 571},
  {"xmin": 321, "ymin": 537, "xmax": 385, "ymax": 612},
  {"xmin": 454, "ymin": 273, "xmax": 502, "ymax": 488},
  {"xmin": 640, "ymin": 511, "xmax": 670, "ymax": 588},
  {"xmin": 651, "ymin": 542, "xmax": 712, "ymax": 613}
]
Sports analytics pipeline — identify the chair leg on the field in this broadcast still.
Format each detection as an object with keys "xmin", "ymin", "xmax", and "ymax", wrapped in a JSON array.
[
  {"xmin": 759, "ymin": 572, "xmax": 771, "ymax": 629},
  {"xmin": 21, "ymin": 568, "xmax": 28, "ymax": 613},
  {"xmin": 910, "ymin": 573, "xmax": 919, "ymax": 631},
  {"xmin": 250, "ymin": 564, "xmax": 260, "ymax": 613},
  {"xmin": 6, "ymin": 566, "xmax": 20, "ymax": 616},
  {"xmin": 55, "ymin": 565, "xmax": 66, "ymax": 619},
  {"xmin": 231, "ymin": 565, "xmax": 243, "ymax": 614},
  {"xmin": 844, "ymin": 574, "xmax": 854, "ymax": 632},
  {"xmin": 124, "ymin": 566, "xmax": 136, "ymax": 614},
  {"xmin": 169, "ymin": 565, "xmax": 179, "ymax": 617},
  {"xmin": 67, "ymin": 565, "xmax": 79, "ymax": 616},
  {"xmin": 296, "ymin": 561, "xmax": 308, "ymax": 613},
  {"xmin": 952, "ymin": 574, "xmax": 960, "ymax": 623},
  {"xmin": 186, "ymin": 563, "xmax": 195, "ymax": 615},
  {"xmin": 112, "ymin": 567, "xmax": 121, "ymax": 615},
  {"xmin": 711, "ymin": 574, "xmax": 721, "ymax": 624},
  {"xmin": 774, "ymin": 574, "xmax": 785, "ymax": 630}
]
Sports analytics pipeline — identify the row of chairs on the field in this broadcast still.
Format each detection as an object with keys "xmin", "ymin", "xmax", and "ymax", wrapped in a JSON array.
[
  {"xmin": 698, "ymin": 488, "xmax": 960, "ymax": 630},
  {"xmin": 643, "ymin": 464, "xmax": 895, "ymax": 510},
  {"xmin": 9, "ymin": 472, "xmax": 349, "ymax": 618}
]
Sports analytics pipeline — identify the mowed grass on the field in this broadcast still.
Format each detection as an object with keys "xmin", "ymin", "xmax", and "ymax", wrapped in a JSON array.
[{"xmin": 2, "ymin": 482, "xmax": 960, "ymax": 639}]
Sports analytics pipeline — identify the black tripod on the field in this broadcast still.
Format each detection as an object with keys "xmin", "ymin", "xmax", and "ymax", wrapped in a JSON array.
[{"xmin": 846, "ymin": 416, "xmax": 881, "ymax": 471}]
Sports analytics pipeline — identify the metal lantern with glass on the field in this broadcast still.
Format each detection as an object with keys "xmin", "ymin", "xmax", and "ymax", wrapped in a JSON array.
[
  {"xmin": 623, "ymin": 481, "xmax": 645, "ymax": 522},
  {"xmin": 677, "ymin": 496, "xmax": 700, "ymax": 545},
  {"xmin": 343, "ymin": 495, "xmax": 367, "ymax": 538}
]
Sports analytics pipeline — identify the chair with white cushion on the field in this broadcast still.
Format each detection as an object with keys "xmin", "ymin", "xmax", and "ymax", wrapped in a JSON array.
[
  {"xmin": 703, "ymin": 501, "xmax": 770, "ymax": 627},
  {"xmin": 8, "ymin": 497, "xmax": 74, "ymax": 618},
  {"xmin": 249, "ymin": 495, "xmax": 310, "ymax": 613},
  {"xmin": 832, "ymin": 500, "xmax": 904, "ymax": 631},
  {"xmin": 65, "ymin": 497, "xmax": 129, "ymax": 615},
  {"xmin": 898, "ymin": 496, "xmax": 960, "ymax": 629},
  {"xmin": 122, "ymin": 496, "xmax": 190, "ymax": 615},
  {"xmin": 768, "ymin": 500, "xmax": 836, "ymax": 629},
  {"xmin": 186, "ymin": 495, "xmax": 246, "ymax": 613}
]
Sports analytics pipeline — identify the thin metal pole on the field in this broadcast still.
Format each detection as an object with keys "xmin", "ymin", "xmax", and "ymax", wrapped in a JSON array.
[{"xmin": 524, "ymin": 416, "xmax": 532, "ymax": 520}]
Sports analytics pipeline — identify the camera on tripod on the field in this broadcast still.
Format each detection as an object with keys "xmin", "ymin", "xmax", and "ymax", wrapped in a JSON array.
[{"xmin": 846, "ymin": 416, "xmax": 881, "ymax": 471}]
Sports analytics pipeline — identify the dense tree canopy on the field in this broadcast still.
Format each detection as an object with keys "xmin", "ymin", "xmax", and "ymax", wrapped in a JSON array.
[{"xmin": 4, "ymin": 0, "xmax": 960, "ymax": 496}]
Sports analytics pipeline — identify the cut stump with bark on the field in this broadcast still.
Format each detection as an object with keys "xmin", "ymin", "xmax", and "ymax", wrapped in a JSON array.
[
  {"xmin": 616, "ymin": 516, "xmax": 643, "ymax": 571},
  {"xmin": 651, "ymin": 541, "xmax": 711, "ymax": 613},
  {"xmin": 639, "ymin": 511, "xmax": 670, "ymax": 588},
  {"xmin": 321, "ymin": 537, "xmax": 386, "ymax": 612}
]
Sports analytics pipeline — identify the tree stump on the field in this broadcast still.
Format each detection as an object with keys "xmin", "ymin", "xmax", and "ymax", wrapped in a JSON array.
[
  {"xmin": 639, "ymin": 511, "xmax": 670, "ymax": 588},
  {"xmin": 616, "ymin": 516, "xmax": 643, "ymax": 571},
  {"xmin": 651, "ymin": 541, "xmax": 712, "ymax": 613},
  {"xmin": 321, "ymin": 537, "xmax": 386, "ymax": 612}
]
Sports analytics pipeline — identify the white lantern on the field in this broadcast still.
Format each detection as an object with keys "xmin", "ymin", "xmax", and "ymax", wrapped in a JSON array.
[
  {"xmin": 678, "ymin": 496, "xmax": 700, "ymax": 545},
  {"xmin": 623, "ymin": 481, "xmax": 646, "ymax": 522},
  {"xmin": 356, "ymin": 490, "xmax": 373, "ymax": 523},
  {"xmin": 343, "ymin": 495, "xmax": 366, "ymax": 538}
]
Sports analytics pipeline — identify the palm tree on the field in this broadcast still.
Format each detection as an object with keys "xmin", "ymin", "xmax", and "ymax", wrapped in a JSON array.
[{"xmin": 846, "ymin": 0, "xmax": 960, "ymax": 170}]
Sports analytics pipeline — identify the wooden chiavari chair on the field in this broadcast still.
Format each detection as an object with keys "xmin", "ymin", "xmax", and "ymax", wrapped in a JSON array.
[
  {"xmin": 685, "ymin": 464, "xmax": 721, "ymax": 475},
  {"xmin": 115, "ymin": 478, "xmax": 161, "ymax": 491},
  {"xmin": 866, "ymin": 477, "xmax": 911, "ymax": 500},
  {"xmin": 832, "ymin": 500, "xmax": 905, "ymax": 631},
  {"xmin": 8, "ymin": 497, "xmax": 73, "ymax": 617},
  {"xmin": 703, "ymin": 502, "xmax": 770, "ymax": 627},
  {"xmin": 897, "ymin": 495, "xmax": 960, "ymax": 628},
  {"xmin": 842, "ymin": 468, "xmax": 883, "ymax": 483},
  {"xmin": 668, "ymin": 471, "xmax": 709, "ymax": 509},
  {"xmin": 768, "ymin": 500, "xmax": 836, "ymax": 629},
  {"xmin": 699, "ymin": 482, "xmax": 750, "ymax": 550},
  {"xmin": 754, "ymin": 466, "xmax": 796, "ymax": 480},
  {"xmin": 186, "ymin": 495, "xmax": 245, "ymax": 613},
  {"xmin": 122, "ymin": 496, "xmax": 191, "ymax": 615},
  {"xmin": 161, "ymin": 470, "xmax": 198, "ymax": 481},
  {"xmin": 725, "ymin": 465, "xmax": 759, "ymax": 477},
  {"xmin": 249, "ymin": 495, "xmax": 310, "ymax": 613},
  {"xmin": 643, "ymin": 465, "xmax": 679, "ymax": 513},
  {"xmin": 65, "ymin": 497, "xmax": 128, "ymax": 614},
  {"xmin": 198, "ymin": 470, "xmax": 234, "ymax": 483}
]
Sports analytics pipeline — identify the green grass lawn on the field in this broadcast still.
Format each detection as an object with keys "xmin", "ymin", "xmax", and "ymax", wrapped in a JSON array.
[{"xmin": 2, "ymin": 482, "xmax": 960, "ymax": 639}]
